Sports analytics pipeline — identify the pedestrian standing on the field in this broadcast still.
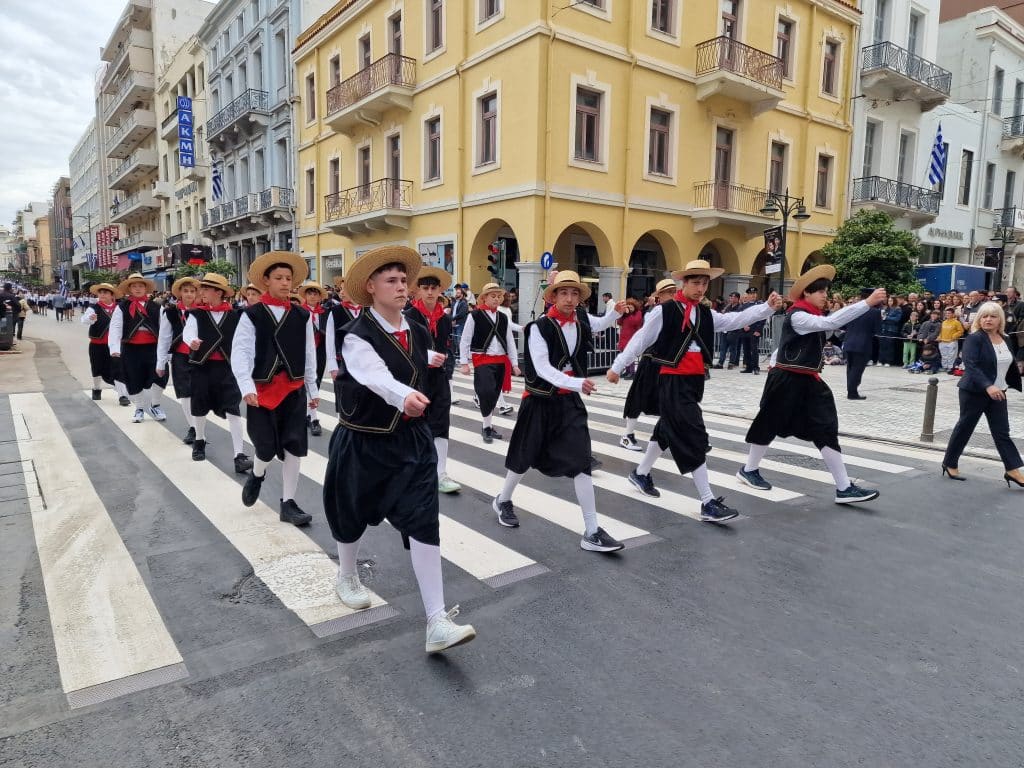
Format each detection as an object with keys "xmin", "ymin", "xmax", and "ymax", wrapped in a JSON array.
[
  {"xmin": 938, "ymin": 306, "xmax": 965, "ymax": 372},
  {"xmin": 298, "ymin": 281, "xmax": 330, "ymax": 436},
  {"xmin": 231, "ymin": 252, "xmax": 318, "ymax": 527},
  {"xmin": 737, "ymin": 266, "xmax": 884, "ymax": 504},
  {"xmin": 108, "ymin": 273, "xmax": 168, "ymax": 422},
  {"xmin": 156, "ymin": 277, "xmax": 200, "ymax": 443},
  {"xmin": 711, "ymin": 291, "xmax": 742, "ymax": 369},
  {"xmin": 738, "ymin": 287, "xmax": 765, "ymax": 374},
  {"xmin": 16, "ymin": 293, "xmax": 28, "ymax": 340},
  {"xmin": 324, "ymin": 245, "xmax": 477, "ymax": 654},
  {"xmin": 841, "ymin": 288, "xmax": 882, "ymax": 400}
]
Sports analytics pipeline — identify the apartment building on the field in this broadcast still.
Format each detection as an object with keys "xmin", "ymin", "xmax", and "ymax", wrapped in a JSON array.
[
  {"xmin": 30, "ymin": 215, "xmax": 53, "ymax": 284},
  {"xmin": 197, "ymin": 0, "xmax": 303, "ymax": 276},
  {"xmin": 98, "ymin": 0, "xmax": 213, "ymax": 280},
  {"xmin": 293, "ymin": 0, "xmax": 860, "ymax": 316},
  {"xmin": 51, "ymin": 177, "xmax": 73, "ymax": 287},
  {"xmin": 12, "ymin": 203, "xmax": 49, "ymax": 278},
  {"xmin": 0, "ymin": 227, "xmax": 16, "ymax": 272},
  {"xmin": 69, "ymin": 120, "xmax": 104, "ymax": 286}
]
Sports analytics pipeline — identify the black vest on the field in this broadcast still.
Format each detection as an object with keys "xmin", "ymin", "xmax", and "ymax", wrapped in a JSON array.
[
  {"xmin": 118, "ymin": 298, "xmax": 160, "ymax": 340},
  {"xmin": 164, "ymin": 305, "xmax": 187, "ymax": 348},
  {"xmin": 88, "ymin": 303, "xmax": 116, "ymax": 340},
  {"xmin": 574, "ymin": 306, "xmax": 595, "ymax": 354},
  {"xmin": 337, "ymin": 312, "xmax": 430, "ymax": 434},
  {"xmin": 775, "ymin": 308, "xmax": 825, "ymax": 373},
  {"xmin": 404, "ymin": 306, "xmax": 453, "ymax": 353},
  {"xmin": 649, "ymin": 300, "xmax": 715, "ymax": 367},
  {"xmin": 330, "ymin": 303, "xmax": 359, "ymax": 333},
  {"xmin": 469, "ymin": 309, "xmax": 509, "ymax": 354},
  {"xmin": 523, "ymin": 316, "xmax": 591, "ymax": 396},
  {"xmin": 246, "ymin": 303, "xmax": 310, "ymax": 382},
  {"xmin": 189, "ymin": 308, "xmax": 241, "ymax": 365}
]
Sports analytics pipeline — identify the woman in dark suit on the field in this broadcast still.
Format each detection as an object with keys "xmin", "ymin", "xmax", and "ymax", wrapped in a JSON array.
[{"xmin": 942, "ymin": 302, "xmax": 1024, "ymax": 487}]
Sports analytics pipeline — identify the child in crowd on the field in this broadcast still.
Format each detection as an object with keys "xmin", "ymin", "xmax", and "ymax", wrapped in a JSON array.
[
  {"xmin": 916, "ymin": 341, "xmax": 941, "ymax": 374},
  {"xmin": 822, "ymin": 341, "xmax": 845, "ymax": 365},
  {"xmin": 901, "ymin": 311, "xmax": 920, "ymax": 369}
]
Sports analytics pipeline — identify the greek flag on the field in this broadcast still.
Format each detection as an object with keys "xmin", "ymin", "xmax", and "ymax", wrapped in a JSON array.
[
  {"xmin": 927, "ymin": 123, "xmax": 946, "ymax": 187},
  {"xmin": 73, "ymin": 235, "xmax": 86, "ymax": 251},
  {"xmin": 58, "ymin": 279, "xmax": 69, "ymax": 298},
  {"xmin": 211, "ymin": 161, "xmax": 223, "ymax": 201}
]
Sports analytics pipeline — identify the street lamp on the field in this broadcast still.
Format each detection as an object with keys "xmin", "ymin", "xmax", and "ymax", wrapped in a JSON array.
[
  {"xmin": 759, "ymin": 187, "xmax": 811, "ymax": 296},
  {"xmin": 990, "ymin": 219, "xmax": 1014, "ymax": 291}
]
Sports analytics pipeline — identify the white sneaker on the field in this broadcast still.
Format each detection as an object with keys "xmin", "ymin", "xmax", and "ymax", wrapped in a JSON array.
[
  {"xmin": 438, "ymin": 474, "xmax": 462, "ymax": 494},
  {"xmin": 149, "ymin": 404, "xmax": 167, "ymax": 421},
  {"xmin": 425, "ymin": 605, "xmax": 476, "ymax": 653},
  {"xmin": 619, "ymin": 434, "xmax": 642, "ymax": 451},
  {"xmin": 335, "ymin": 573, "xmax": 371, "ymax": 610},
  {"xmin": 498, "ymin": 404, "xmax": 514, "ymax": 415},
  {"xmin": 132, "ymin": 408, "xmax": 145, "ymax": 423}
]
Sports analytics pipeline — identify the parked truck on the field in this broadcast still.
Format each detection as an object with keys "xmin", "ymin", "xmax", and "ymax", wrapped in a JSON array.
[{"xmin": 915, "ymin": 263, "xmax": 996, "ymax": 294}]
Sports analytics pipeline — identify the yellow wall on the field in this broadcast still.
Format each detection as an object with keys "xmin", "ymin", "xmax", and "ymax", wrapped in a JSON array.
[{"xmin": 293, "ymin": 0, "xmax": 860, "ymax": 295}]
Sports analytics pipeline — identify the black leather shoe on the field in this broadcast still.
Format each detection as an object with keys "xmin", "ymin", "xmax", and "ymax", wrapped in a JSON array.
[
  {"xmin": 234, "ymin": 453, "xmax": 253, "ymax": 474},
  {"xmin": 91, "ymin": 389, "xmax": 102, "ymax": 400},
  {"xmin": 309, "ymin": 419, "xmax": 322, "ymax": 437},
  {"xmin": 242, "ymin": 471, "xmax": 265, "ymax": 507},
  {"xmin": 191, "ymin": 439, "xmax": 206, "ymax": 461},
  {"xmin": 118, "ymin": 396, "xmax": 131, "ymax": 406},
  {"xmin": 711, "ymin": 364, "xmax": 723, "ymax": 370},
  {"xmin": 280, "ymin": 499, "xmax": 312, "ymax": 526},
  {"xmin": 847, "ymin": 394, "xmax": 867, "ymax": 400},
  {"xmin": 183, "ymin": 426, "xmax": 196, "ymax": 445}
]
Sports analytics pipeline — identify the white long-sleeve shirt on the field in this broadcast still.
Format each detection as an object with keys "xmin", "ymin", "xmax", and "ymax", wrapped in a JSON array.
[
  {"xmin": 527, "ymin": 321, "xmax": 586, "ymax": 393},
  {"xmin": 611, "ymin": 301, "xmax": 775, "ymax": 374},
  {"xmin": 767, "ymin": 300, "xmax": 872, "ymax": 366},
  {"xmin": 324, "ymin": 305, "xmax": 361, "ymax": 376},
  {"xmin": 107, "ymin": 305, "xmax": 126, "ymax": 354},
  {"xmin": 458, "ymin": 309, "xmax": 519, "ymax": 367},
  {"xmin": 156, "ymin": 307, "xmax": 187, "ymax": 369},
  {"xmin": 230, "ymin": 306, "xmax": 319, "ymax": 401},
  {"xmin": 340, "ymin": 308, "xmax": 444, "ymax": 411}
]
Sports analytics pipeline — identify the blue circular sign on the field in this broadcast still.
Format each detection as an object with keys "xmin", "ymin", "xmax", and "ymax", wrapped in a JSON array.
[{"xmin": 540, "ymin": 251, "xmax": 553, "ymax": 270}]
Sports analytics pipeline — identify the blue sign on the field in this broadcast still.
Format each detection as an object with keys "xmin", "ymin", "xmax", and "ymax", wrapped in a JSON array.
[
  {"xmin": 177, "ymin": 99, "xmax": 194, "ymax": 167},
  {"xmin": 178, "ymin": 124, "xmax": 193, "ymax": 140},
  {"xmin": 176, "ymin": 96, "xmax": 192, "ymax": 111},
  {"xmin": 540, "ymin": 251, "xmax": 553, "ymax": 270},
  {"xmin": 180, "ymin": 154, "xmax": 195, "ymax": 168}
]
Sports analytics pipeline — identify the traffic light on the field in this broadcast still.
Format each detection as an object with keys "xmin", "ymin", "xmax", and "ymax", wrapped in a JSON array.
[{"xmin": 486, "ymin": 242, "xmax": 501, "ymax": 279}]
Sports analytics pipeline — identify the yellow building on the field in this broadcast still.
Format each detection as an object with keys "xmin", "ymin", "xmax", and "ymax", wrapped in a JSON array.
[
  {"xmin": 293, "ymin": 0, "xmax": 860, "ymax": 314},
  {"xmin": 31, "ymin": 216, "xmax": 54, "ymax": 284}
]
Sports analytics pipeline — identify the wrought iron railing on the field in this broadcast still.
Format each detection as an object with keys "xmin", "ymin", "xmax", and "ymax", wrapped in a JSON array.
[
  {"xmin": 235, "ymin": 194, "xmax": 250, "ymax": 216},
  {"xmin": 167, "ymin": 232, "xmax": 188, "ymax": 245},
  {"xmin": 114, "ymin": 231, "xmax": 156, "ymax": 251},
  {"xmin": 107, "ymin": 150, "xmax": 154, "ymax": 184},
  {"xmin": 995, "ymin": 207, "xmax": 1019, "ymax": 228},
  {"xmin": 1003, "ymin": 115, "xmax": 1024, "ymax": 139},
  {"xmin": 326, "ymin": 53, "xmax": 416, "ymax": 116},
  {"xmin": 861, "ymin": 42, "xmax": 952, "ymax": 96},
  {"xmin": 259, "ymin": 186, "xmax": 294, "ymax": 210},
  {"xmin": 695, "ymin": 36, "xmax": 783, "ymax": 91},
  {"xmin": 208, "ymin": 207, "xmax": 222, "ymax": 226},
  {"xmin": 220, "ymin": 200, "xmax": 235, "ymax": 220},
  {"xmin": 206, "ymin": 89, "xmax": 270, "ymax": 139},
  {"xmin": 693, "ymin": 180, "xmax": 771, "ymax": 216},
  {"xmin": 852, "ymin": 176, "xmax": 941, "ymax": 214},
  {"xmin": 325, "ymin": 178, "xmax": 412, "ymax": 220},
  {"xmin": 105, "ymin": 73, "xmax": 149, "ymax": 117}
]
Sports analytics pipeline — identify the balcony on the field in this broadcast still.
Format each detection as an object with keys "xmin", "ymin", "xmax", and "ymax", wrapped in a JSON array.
[
  {"xmin": 112, "ymin": 229, "xmax": 161, "ymax": 255},
  {"xmin": 102, "ymin": 30, "xmax": 154, "ymax": 92},
  {"xmin": 989, "ymin": 207, "xmax": 1024, "ymax": 243},
  {"xmin": 107, "ymin": 149, "xmax": 158, "ymax": 191},
  {"xmin": 1001, "ymin": 116, "xmax": 1024, "ymax": 156},
  {"xmin": 694, "ymin": 37, "xmax": 784, "ymax": 116},
  {"xmin": 106, "ymin": 109, "xmax": 156, "ymax": 159},
  {"xmin": 691, "ymin": 181, "xmax": 775, "ymax": 235},
  {"xmin": 184, "ymin": 164, "xmax": 207, "ymax": 182},
  {"xmin": 152, "ymin": 180, "xmax": 173, "ymax": 200},
  {"xmin": 104, "ymin": 71, "xmax": 156, "ymax": 127},
  {"xmin": 325, "ymin": 53, "xmax": 416, "ymax": 135},
  {"xmin": 160, "ymin": 109, "xmax": 181, "ymax": 142},
  {"xmin": 200, "ymin": 187, "xmax": 294, "ymax": 236},
  {"xmin": 206, "ymin": 89, "xmax": 270, "ymax": 147},
  {"xmin": 100, "ymin": 0, "xmax": 152, "ymax": 64},
  {"xmin": 851, "ymin": 176, "xmax": 941, "ymax": 227},
  {"xmin": 110, "ymin": 190, "xmax": 159, "ymax": 224},
  {"xmin": 860, "ymin": 42, "xmax": 951, "ymax": 112},
  {"xmin": 324, "ymin": 178, "xmax": 412, "ymax": 236}
]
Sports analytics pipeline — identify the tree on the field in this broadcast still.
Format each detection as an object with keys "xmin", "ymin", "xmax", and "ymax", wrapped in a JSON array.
[
  {"xmin": 820, "ymin": 209, "xmax": 923, "ymax": 297},
  {"xmin": 82, "ymin": 269, "xmax": 126, "ymax": 288},
  {"xmin": 171, "ymin": 259, "xmax": 237, "ymax": 281}
]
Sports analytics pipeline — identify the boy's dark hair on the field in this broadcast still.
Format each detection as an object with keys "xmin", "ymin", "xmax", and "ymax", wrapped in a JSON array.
[
  {"xmin": 804, "ymin": 277, "xmax": 831, "ymax": 295},
  {"xmin": 262, "ymin": 262, "xmax": 294, "ymax": 279},
  {"xmin": 370, "ymin": 261, "xmax": 408, "ymax": 279},
  {"xmin": 417, "ymin": 275, "xmax": 442, "ymax": 288}
]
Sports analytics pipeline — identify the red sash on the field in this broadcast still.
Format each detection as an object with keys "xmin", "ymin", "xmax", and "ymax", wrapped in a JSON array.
[
  {"xmin": 254, "ymin": 370, "xmax": 305, "ymax": 409},
  {"xmin": 660, "ymin": 351, "xmax": 706, "ymax": 376},
  {"xmin": 472, "ymin": 353, "xmax": 512, "ymax": 392}
]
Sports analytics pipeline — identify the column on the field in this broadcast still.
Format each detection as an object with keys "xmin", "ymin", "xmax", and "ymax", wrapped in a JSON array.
[
  {"xmin": 596, "ymin": 266, "xmax": 624, "ymax": 310},
  {"xmin": 723, "ymin": 273, "xmax": 753, "ymax": 296},
  {"xmin": 515, "ymin": 260, "xmax": 547, "ymax": 327}
]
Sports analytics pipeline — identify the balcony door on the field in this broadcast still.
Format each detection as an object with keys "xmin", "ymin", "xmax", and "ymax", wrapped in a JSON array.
[
  {"xmin": 389, "ymin": 14, "xmax": 402, "ymax": 55},
  {"xmin": 388, "ymin": 134, "xmax": 402, "ymax": 207},
  {"xmin": 714, "ymin": 127, "xmax": 733, "ymax": 209},
  {"xmin": 719, "ymin": 0, "xmax": 739, "ymax": 72},
  {"xmin": 358, "ymin": 145, "xmax": 371, "ymax": 201}
]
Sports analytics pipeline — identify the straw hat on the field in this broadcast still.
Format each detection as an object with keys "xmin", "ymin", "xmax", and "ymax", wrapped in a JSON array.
[
  {"xmin": 243, "ymin": 283, "xmax": 261, "ymax": 294},
  {"xmin": 198, "ymin": 272, "xmax": 235, "ymax": 299},
  {"xmin": 332, "ymin": 276, "xmax": 345, "ymax": 291},
  {"xmin": 344, "ymin": 245, "xmax": 422, "ymax": 307},
  {"xmin": 298, "ymin": 280, "xmax": 328, "ymax": 301},
  {"xmin": 671, "ymin": 259, "xmax": 724, "ymax": 281},
  {"xmin": 416, "ymin": 266, "xmax": 452, "ymax": 291},
  {"xmin": 248, "ymin": 251, "xmax": 309, "ymax": 288},
  {"xmin": 89, "ymin": 282, "xmax": 118, "ymax": 297},
  {"xmin": 117, "ymin": 272, "xmax": 156, "ymax": 295},
  {"xmin": 478, "ymin": 282, "xmax": 507, "ymax": 301},
  {"xmin": 654, "ymin": 278, "xmax": 678, "ymax": 296},
  {"xmin": 543, "ymin": 270, "xmax": 591, "ymax": 304},
  {"xmin": 788, "ymin": 264, "xmax": 836, "ymax": 302},
  {"xmin": 170, "ymin": 276, "xmax": 200, "ymax": 300}
]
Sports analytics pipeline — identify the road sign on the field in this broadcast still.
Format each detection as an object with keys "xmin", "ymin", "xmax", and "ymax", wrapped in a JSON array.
[{"xmin": 540, "ymin": 251, "xmax": 553, "ymax": 270}]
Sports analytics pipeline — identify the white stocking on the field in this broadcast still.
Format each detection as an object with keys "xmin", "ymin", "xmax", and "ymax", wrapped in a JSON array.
[
  {"xmin": 92, "ymin": 376, "xmax": 102, "ymax": 389},
  {"xmin": 114, "ymin": 381, "xmax": 128, "ymax": 397},
  {"xmin": 149, "ymin": 386, "xmax": 162, "ymax": 407},
  {"xmin": 482, "ymin": 413, "xmax": 493, "ymax": 429},
  {"xmin": 624, "ymin": 417, "xmax": 638, "ymax": 434},
  {"xmin": 307, "ymin": 405, "xmax": 318, "ymax": 421},
  {"xmin": 336, "ymin": 540, "xmax": 359, "ymax": 576},
  {"xmin": 498, "ymin": 470, "xmax": 524, "ymax": 503},
  {"xmin": 744, "ymin": 443, "xmax": 769, "ymax": 473},
  {"xmin": 227, "ymin": 413, "xmax": 245, "ymax": 455},
  {"xmin": 434, "ymin": 437, "xmax": 448, "ymax": 478},
  {"xmin": 253, "ymin": 456, "xmax": 270, "ymax": 479},
  {"xmin": 179, "ymin": 397, "xmax": 195, "ymax": 428},
  {"xmin": 691, "ymin": 463, "xmax": 715, "ymax": 504},
  {"xmin": 194, "ymin": 415, "xmax": 207, "ymax": 441},
  {"xmin": 282, "ymin": 451, "xmax": 301, "ymax": 502},
  {"xmin": 821, "ymin": 447, "xmax": 851, "ymax": 490},
  {"xmin": 636, "ymin": 441, "xmax": 663, "ymax": 476},
  {"xmin": 573, "ymin": 474, "xmax": 599, "ymax": 536},
  {"xmin": 409, "ymin": 539, "xmax": 445, "ymax": 622}
]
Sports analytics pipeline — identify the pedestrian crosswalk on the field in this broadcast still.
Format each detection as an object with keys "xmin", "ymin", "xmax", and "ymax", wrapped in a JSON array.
[{"xmin": 11, "ymin": 377, "xmax": 932, "ymax": 708}]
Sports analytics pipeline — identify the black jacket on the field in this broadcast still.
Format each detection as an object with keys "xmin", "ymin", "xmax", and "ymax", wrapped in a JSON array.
[
  {"xmin": 958, "ymin": 330, "xmax": 1023, "ymax": 393},
  {"xmin": 843, "ymin": 308, "xmax": 882, "ymax": 354}
]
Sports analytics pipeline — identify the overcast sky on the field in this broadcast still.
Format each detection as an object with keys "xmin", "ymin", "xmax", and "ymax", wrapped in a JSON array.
[{"xmin": 0, "ymin": 2, "xmax": 126, "ymax": 229}]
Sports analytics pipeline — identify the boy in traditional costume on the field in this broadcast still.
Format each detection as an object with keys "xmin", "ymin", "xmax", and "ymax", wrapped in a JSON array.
[
  {"xmin": 108, "ymin": 273, "xmax": 168, "ymax": 423},
  {"xmin": 325, "ymin": 246, "xmax": 476, "ymax": 654},
  {"xmin": 81, "ymin": 282, "xmax": 130, "ymax": 404},
  {"xmin": 156, "ymin": 277, "xmax": 200, "ymax": 444},
  {"xmin": 299, "ymin": 281, "xmax": 330, "ymax": 436}
]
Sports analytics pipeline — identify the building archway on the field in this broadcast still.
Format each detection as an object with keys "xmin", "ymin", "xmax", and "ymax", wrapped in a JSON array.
[
  {"xmin": 698, "ymin": 238, "xmax": 739, "ymax": 301},
  {"xmin": 552, "ymin": 222, "xmax": 614, "ymax": 314},
  {"xmin": 800, "ymin": 249, "xmax": 827, "ymax": 274},
  {"xmin": 468, "ymin": 219, "xmax": 521, "ymax": 293},
  {"xmin": 626, "ymin": 230, "xmax": 680, "ymax": 299}
]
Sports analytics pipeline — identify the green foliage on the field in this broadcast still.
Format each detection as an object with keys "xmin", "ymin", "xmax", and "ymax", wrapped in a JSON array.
[
  {"xmin": 172, "ymin": 259, "xmax": 237, "ymax": 282},
  {"xmin": 820, "ymin": 209, "xmax": 923, "ymax": 297},
  {"xmin": 82, "ymin": 269, "xmax": 126, "ymax": 287}
]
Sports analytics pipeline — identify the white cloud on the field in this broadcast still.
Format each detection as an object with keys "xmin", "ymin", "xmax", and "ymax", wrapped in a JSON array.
[{"xmin": 0, "ymin": 2, "xmax": 127, "ymax": 226}]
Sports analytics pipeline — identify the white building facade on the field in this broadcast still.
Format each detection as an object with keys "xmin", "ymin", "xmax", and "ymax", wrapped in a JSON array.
[
  {"xmin": 69, "ymin": 120, "xmax": 104, "ymax": 286},
  {"xmin": 0, "ymin": 227, "xmax": 15, "ymax": 272},
  {"xmin": 197, "ymin": 0, "xmax": 302, "ymax": 276}
]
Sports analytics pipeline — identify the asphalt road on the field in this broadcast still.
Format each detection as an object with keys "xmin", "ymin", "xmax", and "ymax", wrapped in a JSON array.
[{"xmin": 2, "ymin": 324, "xmax": 1023, "ymax": 768}]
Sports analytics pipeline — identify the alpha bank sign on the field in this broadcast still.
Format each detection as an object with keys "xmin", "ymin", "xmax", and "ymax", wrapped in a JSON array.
[
  {"xmin": 177, "ymin": 96, "xmax": 195, "ymax": 168},
  {"xmin": 926, "ymin": 226, "xmax": 966, "ymax": 244}
]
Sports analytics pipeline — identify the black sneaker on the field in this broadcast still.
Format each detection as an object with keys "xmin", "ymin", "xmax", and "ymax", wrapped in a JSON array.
[
  {"xmin": 482, "ymin": 426, "xmax": 503, "ymax": 443},
  {"xmin": 580, "ymin": 527, "xmax": 624, "ymax": 553},
  {"xmin": 118, "ymin": 395, "xmax": 131, "ymax": 406},
  {"xmin": 309, "ymin": 419, "xmax": 322, "ymax": 437},
  {"xmin": 242, "ymin": 471, "xmax": 265, "ymax": 507},
  {"xmin": 589, "ymin": 456, "xmax": 603, "ymax": 471},
  {"xmin": 628, "ymin": 469, "xmax": 660, "ymax": 498},
  {"xmin": 234, "ymin": 453, "xmax": 253, "ymax": 474},
  {"xmin": 91, "ymin": 389, "xmax": 102, "ymax": 400},
  {"xmin": 492, "ymin": 496, "xmax": 520, "ymax": 527},
  {"xmin": 280, "ymin": 499, "xmax": 312, "ymax": 526},
  {"xmin": 700, "ymin": 497, "xmax": 739, "ymax": 523},
  {"xmin": 834, "ymin": 484, "xmax": 879, "ymax": 504},
  {"xmin": 182, "ymin": 426, "xmax": 196, "ymax": 445},
  {"xmin": 735, "ymin": 467, "xmax": 772, "ymax": 491},
  {"xmin": 191, "ymin": 439, "xmax": 206, "ymax": 462}
]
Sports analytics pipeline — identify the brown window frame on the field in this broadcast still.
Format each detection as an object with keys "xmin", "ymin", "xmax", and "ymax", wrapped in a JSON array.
[
  {"xmin": 815, "ymin": 154, "xmax": 832, "ymax": 208},
  {"xmin": 648, "ymin": 108, "xmax": 671, "ymax": 176},
  {"xmin": 479, "ymin": 93, "xmax": 498, "ymax": 165},
  {"xmin": 575, "ymin": 87, "xmax": 602, "ymax": 163},
  {"xmin": 426, "ymin": 116, "xmax": 442, "ymax": 181}
]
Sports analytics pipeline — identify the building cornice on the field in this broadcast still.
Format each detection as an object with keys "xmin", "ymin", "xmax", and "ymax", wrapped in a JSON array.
[{"xmin": 294, "ymin": 0, "xmax": 364, "ymax": 55}]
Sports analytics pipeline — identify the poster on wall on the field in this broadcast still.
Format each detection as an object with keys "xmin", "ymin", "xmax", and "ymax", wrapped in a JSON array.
[
  {"xmin": 763, "ymin": 226, "xmax": 784, "ymax": 275},
  {"xmin": 418, "ymin": 241, "xmax": 455, "ymax": 277}
]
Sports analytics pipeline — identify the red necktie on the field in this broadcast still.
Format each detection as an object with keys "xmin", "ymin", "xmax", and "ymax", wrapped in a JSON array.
[{"xmin": 393, "ymin": 330, "xmax": 409, "ymax": 350}]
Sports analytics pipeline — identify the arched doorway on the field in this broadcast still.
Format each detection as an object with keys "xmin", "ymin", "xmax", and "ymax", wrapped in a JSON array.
[
  {"xmin": 800, "ymin": 250, "xmax": 826, "ymax": 274},
  {"xmin": 627, "ymin": 234, "xmax": 667, "ymax": 299},
  {"xmin": 698, "ymin": 242, "xmax": 727, "ymax": 301},
  {"xmin": 552, "ymin": 222, "xmax": 614, "ymax": 314},
  {"xmin": 469, "ymin": 219, "xmax": 521, "ymax": 293},
  {"xmin": 749, "ymin": 249, "xmax": 775, "ymax": 297}
]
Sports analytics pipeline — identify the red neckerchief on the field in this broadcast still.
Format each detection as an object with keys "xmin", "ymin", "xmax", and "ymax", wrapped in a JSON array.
[
  {"xmin": 413, "ymin": 299, "xmax": 445, "ymax": 335},
  {"xmin": 673, "ymin": 290, "xmax": 700, "ymax": 329},
  {"xmin": 789, "ymin": 299, "xmax": 823, "ymax": 316},
  {"xmin": 304, "ymin": 302, "xmax": 325, "ymax": 316},
  {"xmin": 546, "ymin": 305, "xmax": 575, "ymax": 327},
  {"xmin": 392, "ymin": 330, "xmax": 409, "ymax": 350},
  {"xmin": 342, "ymin": 301, "xmax": 361, "ymax": 313},
  {"xmin": 260, "ymin": 293, "xmax": 291, "ymax": 309},
  {"xmin": 128, "ymin": 297, "xmax": 149, "ymax": 317},
  {"xmin": 200, "ymin": 302, "xmax": 233, "ymax": 313},
  {"xmin": 97, "ymin": 302, "xmax": 116, "ymax": 314}
]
